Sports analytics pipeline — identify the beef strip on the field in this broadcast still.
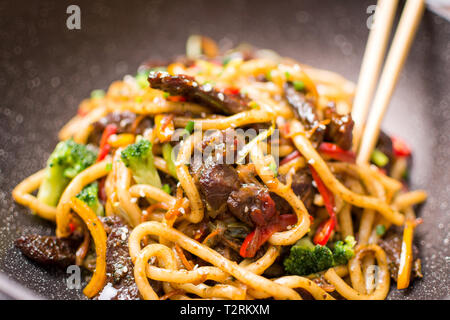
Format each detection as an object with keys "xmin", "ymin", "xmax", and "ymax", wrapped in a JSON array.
[
  {"xmin": 378, "ymin": 228, "xmax": 422, "ymax": 281},
  {"xmin": 89, "ymin": 111, "xmax": 153, "ymax": 146},
  {"xmin": 96, "ymin": 216, "xmax": 143, "ymax": 300},
  {"xmin": 15, "ymin": 235, "xmax": 81, "ymax": 268},
  {"xmin": 198, "ymin": 162, "xmax": 240, "ymax": 211},
  {"xmin": 148, "ymin": 72, "xmax": 249, "ymax": 115},
  {"xmin": 284, "ymin": 82, "xmax": 324, "ymax": 145},
  {"xmin": 227, "ymin": 184, "xmax": 277, "ymax": 228},
  {"xmin": 323, "ymin": 106, "xmax": 354, "ymax": 150},
  {"xmin": 276, "ymin": 168, "xmax": 316, "ymax": 214}
]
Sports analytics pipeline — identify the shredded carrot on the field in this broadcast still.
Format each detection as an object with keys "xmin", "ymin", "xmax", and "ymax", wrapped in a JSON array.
[
  {"xmin": 307, "ymin": 119, "xmax": 330, "ymax": 138},
  {"xmin": 131, "ymin": 114, "xmax": 146, "ymax": 134},
  {"xmin": 141, "ymin": 202, "xmax": 169, "ymax": 223},
  {"xmin": 202, "ymin": 229, "xmax": 220, "ymax": 246},
  {"xmin": 175, "ymin": 243, "xmax": 194, "ymax": 270},
  {"xmin": 159, "ymin": 289, "xmax": 185, "ymax": 300},
  {"xmin": 165, "ymin": 187, "xmax": 184, "ymax": 220}
]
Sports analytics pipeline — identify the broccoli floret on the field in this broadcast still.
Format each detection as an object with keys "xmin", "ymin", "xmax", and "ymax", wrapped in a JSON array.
[
  {"xmin": 121, "ymin": 138, "xmax": 162, "ymax": 188},
  {"xmin": 37, "ymin": 139, "xmax": 97, "ymax": 207},
  {"xmin": 283, "ymin": 237, "xmax": 334, "ymax": 276},
  {"xmin": 76, "ymin": 182, "xmax": 104, "ymax": 216},
  {"xmin": 332, "ymin": 236, "xmax": 356, "ymax": 266},
  {"xmin": 283, "ymin": 236, "xmax": 356, "ymax": 276}
]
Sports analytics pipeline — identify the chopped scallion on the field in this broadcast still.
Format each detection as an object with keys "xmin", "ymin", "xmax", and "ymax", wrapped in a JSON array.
[
  {"xmin": 371, "ymin": 149, "xmax": 389, "ymax": 167},
  {"xmin": 162, "ymin": 184, "xmax": 171, "ymax": 194},
  {"xmin": 375, "ymin": 224, "xmax": 386, "ymax": 236},
  {"xmin": 293, "ymin": 80, "xmax": 305, "ymax": 92},
  {"xmin": 184, "ymin": 121, "xmax": 195, "ymax": 135},
  {"xmin": 91, "ymin": 89, "xmax": 105, "ymax": 99}
]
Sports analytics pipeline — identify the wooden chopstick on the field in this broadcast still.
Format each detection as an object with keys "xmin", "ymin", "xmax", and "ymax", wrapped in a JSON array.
[
  {"xmin": 352, "ymin": 0, "xmax": 399, "ymax": 151},
  {"xmin": 356, "ymin": 0, "xmax": 425, "ymax": 165}
]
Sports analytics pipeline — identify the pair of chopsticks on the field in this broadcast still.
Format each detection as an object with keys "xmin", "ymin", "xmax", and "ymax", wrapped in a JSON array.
[{"xmin": 352, "ymin": 0, "xmax": 425, "ymax": 165}]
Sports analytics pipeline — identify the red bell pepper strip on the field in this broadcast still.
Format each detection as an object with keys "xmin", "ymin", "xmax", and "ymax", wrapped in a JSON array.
[
  {"xmin": 280, "ymin": 150, "xmax": 301, "ymax": 166},
  {"xmin": 318, "ymin": 142, "xmax": 356, "ymax": 163},
  {"xmin": 240, "ymin": 214, "xmax": 297, "ymax": 258},
  {"xmin": 391, "ymin": 136, "xmax": 411, "ymax": 157},
  {"xmin": 97, "ymin": 124, "xmax": 117, "ymax": 162},
  {"xmin": 309, "ymin": 165, "xmax": 337, "ymax": 245},
  {"xmin": 240, "ymin": 229, "xmax": 258, "ymax": 258}
]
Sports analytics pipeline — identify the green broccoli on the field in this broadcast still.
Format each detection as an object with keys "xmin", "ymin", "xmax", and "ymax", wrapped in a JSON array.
[
  {"xmin": 283, "ymin": 237, "xmax": 334, "ymax": 276},
  {"xmin": 283, "ymin": 236, "xmax": 356, "ymax": 276},
  {"xmin": 121, "ymin": 138, "xmax": 162, "ymax": 188},
  {"xmin": 76, "ymin": 182, "xmax": 104, "ymax": 216},
  {"xmin": 332, "ymin": 235, "xmax": 357, "ymax": 266},
  {"xmin": 37, "ymin": 139, "xmax": 97, "ymax": 207}
]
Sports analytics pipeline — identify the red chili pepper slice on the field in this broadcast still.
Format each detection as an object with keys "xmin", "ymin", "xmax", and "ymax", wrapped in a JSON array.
[
  {"xmin": 313, "ymin": 218, "xmax": 336, "ymax": 246},
  {"xmin": 223, "ymin": 87, "xmax": 240, "ymax": 95},
  {"xmin": 68, "ymin": 222, "xmax": 77, "ymax": 233},
  {"xmin": 391, "ymin": 136, "xmax": 411, "ymax": 157},
  {"xmin": 167, "ymin": 95, "xmax": 187, "ymax": 102},
  {"xmin": 240, "ymin": 214, "xmax": 297, "ymax": 258},
  {"xmin": 97, "ymin": 124, "xmax": 117, "ymax": 162},
  {"xmin": 240, "ymin": 229, "xmax": 258, "ymax": 258},
  {"xmin": 309, "ymin": 165, "xmax": 337, "ymax": 245},
  {"xmin": 318, "ymin": 142, "xmax": 356, "ymax": 163}
]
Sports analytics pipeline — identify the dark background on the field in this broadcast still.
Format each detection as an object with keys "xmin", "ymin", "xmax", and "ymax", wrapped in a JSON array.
[{"xmin": 0, "ymin": 0, "xmax": 449, "ymax": 299}]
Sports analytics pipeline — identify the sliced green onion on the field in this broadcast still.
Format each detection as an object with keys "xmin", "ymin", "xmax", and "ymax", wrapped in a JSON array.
[
  {"xmin": 248, "ymin": 101, "xmax": 259, "ymax": 109},
  {"xmin": 222, "ymin": 56, "xmax": 232, "ymax": 66},
  {"xmin": 105, "ymin": 163, "xmax": 112, "ymax": 172},
  {"xmin": 91, "ymin": 89, "xmax": 105, "ymax": 99},
  {"xmin": 293, "ymin": 80, "xmax": 305, "ymax": 92},
  {"xmin": 285, "ymin": 71, "xmax": 291, "ymax": 80},
  {"xmin": 162, "ymin": 184, "xmax": 171, "ymax": 194},
  {"xmin": 265, "ymin": 70, "xmax": 273, "ymax": 81},
  {"xmin": 184, "ymin": 121, "xmax": 195, "ymax": 135},
  {"xmin": 402, "ymin": 169, "xmax": 409, "ymax": 180},
  {"xmin": 371, "ymin": 149, "xmax": 389, "ymax": 167},
  {"xmin": 162, "ymin": 143, "xmax": 178, "ymax": 179},
  {"xmin": 375, "ymin": 224, "xmax": 386, "ymax": 236}
]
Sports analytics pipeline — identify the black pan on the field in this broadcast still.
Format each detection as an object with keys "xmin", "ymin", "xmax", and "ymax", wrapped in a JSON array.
[{"xmin": 0, "ymin": 0, "xmax": 448, "ymax": 300}]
